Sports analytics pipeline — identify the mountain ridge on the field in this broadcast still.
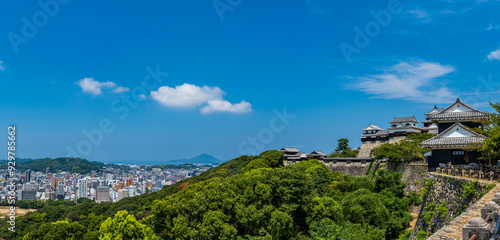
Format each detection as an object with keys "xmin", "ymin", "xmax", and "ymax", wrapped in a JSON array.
[{"xmin": 164, "ymin": 153, "xmax": 223, "ymax": 165}]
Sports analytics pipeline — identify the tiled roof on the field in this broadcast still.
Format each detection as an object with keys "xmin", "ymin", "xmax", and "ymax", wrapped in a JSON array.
[
  {"xmin": 428, "ymin": 98, "xmax": 487, "ymax": 120},
  {"xmin": 421, "ymin": 122, "xmax": 486, "ymax": 148},
  {"xmin": 280, "ymin": 147, "xmax": 300, "ymax": 152},
  {"xmin": 425, "ymin": 105, "xmax": 444, "ymax": 116},
  {"xmin": 389, "ymin": 116, "xmax": 418, "ymax": 123},
  {"xmin": 421, "ymin": 137, "xmax": 485, "ymax": 147},
  {"xmin": 361, "ymin": 130, "xmax": 390, "ymax": 137},
  {"xmin": 309, "ymin": 150, "xmax": 327, "ymax": 156},
  {"xmin": 427, "ymin": 111, "xmax": 487, "ymax": 120},
  {"xmin": 362, "ymin": 124, "xmax": 384, "ymax": 131}
]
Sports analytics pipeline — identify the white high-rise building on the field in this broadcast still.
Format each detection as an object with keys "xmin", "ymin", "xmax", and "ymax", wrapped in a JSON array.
[{"xmin": 78, "ymin": 179, "xmax": 88, "ymax": 199}]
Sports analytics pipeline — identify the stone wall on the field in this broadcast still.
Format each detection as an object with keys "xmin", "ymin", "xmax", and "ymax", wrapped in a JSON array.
[
  {"xmin": 409, "ymin": 173, "xmax": 493, "ymax": 240},
  {"xmin": 324, "ymin": 161, "xmax": 371, "ymax": 177},
  {"xmin": 283, "ymin": 160, "xmax": 371, "ymax": 177},
  {"xmin": 357, "ymin": 135, "xmax": 407, "ymax": 158},
  {"xmin": 367, "ymin": 162, "xmax": 428, "ymax": 194},
  {"xmin": 285, "ymin": 159, "xmax": 428, "ymax": 192}
]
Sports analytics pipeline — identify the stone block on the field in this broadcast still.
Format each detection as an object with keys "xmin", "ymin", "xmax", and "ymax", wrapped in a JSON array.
[
  {"xmin": 481, "ymin": 201, "xmax": 499, "ymax": 220},
  {"xmin": 462, "ymin": 217, "xmax": 490, "ymax": 240},
  {"xmin": 492, "ymin": 193, "xmax": 500, "ymax": 205}
]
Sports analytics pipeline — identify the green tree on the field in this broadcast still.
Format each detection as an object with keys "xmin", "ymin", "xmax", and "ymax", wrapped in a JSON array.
[
  {"xmin": 242, "ymin": 159, "xmax": 270, "ymax": 173},
  {"xmin": 260, "ymin": 150, "xmax": 284, "ymax": 168},
  {"xmin": 306, "ymin": 196, "xmax": 343, "ymax": 225},
  {"xmin": 476, "ymin": 102, "xmax": 500, "ymax": 164},
  {"xmin": 330, "ymin": 138, "xmax": 359, "ymax": 158},
  {"xmin": 269, "ymin": 210, "xmax": 294, "ymax": 240},
  {"xmin": 371, "ymin": 133, "xmax": 434, "ymax": 163},
  {"xmin": 23, "ymin": 220, "xmax": 86, "ymax": 240},
  {"xmin": 99, "ymin": 210, "xmax": 157, "ymax": 240},
  {"xmin": 196, "ymin": 210, "xmax": 238, "ymax": 240}
]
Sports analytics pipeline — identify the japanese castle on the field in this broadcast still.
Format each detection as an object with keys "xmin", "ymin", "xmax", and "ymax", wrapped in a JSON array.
[
  {"xmin": 358, "ymin": 98, "xmax": 488, "ymax": 168},
  {"xmin": 422, "ymin": 98, "xmax": 488, "ymax": 168}
]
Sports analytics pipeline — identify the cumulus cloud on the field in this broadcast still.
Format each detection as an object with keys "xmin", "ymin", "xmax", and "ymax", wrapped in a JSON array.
[
  {"xmin": 151, "ymin": 83, "xmax": 224, "ymax": 107},
  {"xmin": 76, "ymin": 78, "xmax": 116, "ymax": 95},
  {"xmin": 151, "ymin": 83, "xmax": 252, "ymax": 114},
  {"xmin": 0, "ymin": 60, "xmax": 4, "ymax": 71},
  {"xmin": 76, "ymin": 77, "xmax": 129, "ymax": 95},
  {"xmin": 348, "ymin": 60, "xmax": 457, "ymax": 104},
  {"xmin": 201, "ymin": 100, "xmax": 252, "ymax": 114},
  {"xmin": 487, "ymin": 48, "xmax": 500, "ymax": 61}
]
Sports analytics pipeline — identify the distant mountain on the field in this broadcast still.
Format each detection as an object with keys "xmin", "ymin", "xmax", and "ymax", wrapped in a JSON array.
[{"xmin": 165, "ymin": 154, "xmax": 223, "ymax": 165}]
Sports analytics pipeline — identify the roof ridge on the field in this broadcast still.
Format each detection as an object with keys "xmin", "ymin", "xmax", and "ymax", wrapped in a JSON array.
[
  {"xmin": 425, "ymin": 122, "xmax": 486, "ymax": 141},
  {"xmin": 440, "ymin": 98, "xmax": 485, "ymax": 114}
]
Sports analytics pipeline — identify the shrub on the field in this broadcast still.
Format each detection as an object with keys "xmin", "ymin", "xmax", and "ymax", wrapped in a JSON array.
[
  {"xmin": 437, "ymin": 201, "xmax": 448, "ymax": 219},
  {"xmin": 421, "ymin": 178, "xmax": 435, "ymax": 196},
  {"xmin": 462, "ymin": 181, "xmax": 478, "ymax": 198},
  {"xmin": 416, "ymin": 230, "xmax": 427, "ymax": 240}
]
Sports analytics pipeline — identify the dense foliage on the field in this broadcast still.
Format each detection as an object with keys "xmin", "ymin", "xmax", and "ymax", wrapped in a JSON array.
[
  {"xmin": 371, "ymin": 133, "xmax": 435, "ymax": 163},
  {"xmin": 473, "ymin": 102, "xmax": 500, "ymax": 163},
  {"xmin": 0, "ymin": 150, "xmax": 414, "ymax": 240},
  {"xmin": 329, "ymin": 138, "xmax": 359, "ymax": 158},
  {"xmin": 0, "ymin": 199, "xmax": 78, "ymax": 209}
]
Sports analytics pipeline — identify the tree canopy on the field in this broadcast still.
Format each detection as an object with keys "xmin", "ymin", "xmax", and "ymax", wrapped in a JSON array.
[
  {"xmin": 371, "ymin": 133, "xmax": 434, "ymax": 163},
  {"xmin": 475, "ymin": 102, "xmax": 500, "ymax": 163},
  {"xmin": 329, "ymin": 138, "xmax": 359, "ymax": 158},
  {"xmin": 1, "ymin": 151, "xmax": 414, "ymax": 240}
]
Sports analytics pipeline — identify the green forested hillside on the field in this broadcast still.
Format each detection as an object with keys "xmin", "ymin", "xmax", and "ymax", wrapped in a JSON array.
[
  {"xmin": 0, "ymin": 151, "xmax": 416, "ymax": 240},
  {"xmin": 0, "ymin": 157, "xmax": 127, "ymax": 174}
]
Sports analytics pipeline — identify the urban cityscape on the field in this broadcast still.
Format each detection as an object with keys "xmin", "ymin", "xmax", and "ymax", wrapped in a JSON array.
[{"xmin": 0, "ymin": 163, "xmax": 210, "ymax": 203}]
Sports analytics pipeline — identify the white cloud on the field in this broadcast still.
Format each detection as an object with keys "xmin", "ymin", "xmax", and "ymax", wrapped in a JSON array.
[
  {"xmin": 486, "ymin": 23, "xmax": 500, "ymax": 31},
  {"xmin": 151, "ymin": 83, "xmax": 252, "ymax": 114},
  {"xmin": 487, "ymin": 48, "xmax": 500, "ymax": 61},
  {"xmin": 76, "ymin": 77, "xmax": 130, "ymax": 95},
  {"xmin": 112, "ymin": 86, "xmax": 130, "ymax": 93},
  {"xmin": 76, "ymin": 78, "xmax": 116, "ymax": 95},
  {"xmin": 201, "ymin": 100, "xmax": 252, "ymax": 114},
  {"xmin": 406, "ymin": 9, "xmax": 432, "ymax": 22},
  {"xmin": 0, "ymin": 60, "xmax": 4, "ymax": 71},
  {"xmin": 349, "ymin": 60, "xmax": 457, "ymax": 104},
  {"xmin": 151, "ymin": 83, "xmax": 224, "ymax": 108}
]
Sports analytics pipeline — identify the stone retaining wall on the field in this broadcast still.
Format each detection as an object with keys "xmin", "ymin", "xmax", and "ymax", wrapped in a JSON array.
[{"xmin": 409, "ymin": 173, "xmax": 494, "ymax": 240}]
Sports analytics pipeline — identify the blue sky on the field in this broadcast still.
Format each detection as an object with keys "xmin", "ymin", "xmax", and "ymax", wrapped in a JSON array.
[{"xmin": 1, "ymin": 0, "xmax": 500, "ymax": 163}]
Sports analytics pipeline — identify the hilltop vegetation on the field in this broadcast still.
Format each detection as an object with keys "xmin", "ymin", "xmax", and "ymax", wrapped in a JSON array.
[
  {"xmin": 0, "ymin": 158, "xmax": 123, "ymax": 174},
  {"xmin": 371, "ymin": 133, "xmax": 435, "ymax": 163},
  {"xmin": 0, "ymin": 151, "xmax": 415, "ymax": 240}
]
